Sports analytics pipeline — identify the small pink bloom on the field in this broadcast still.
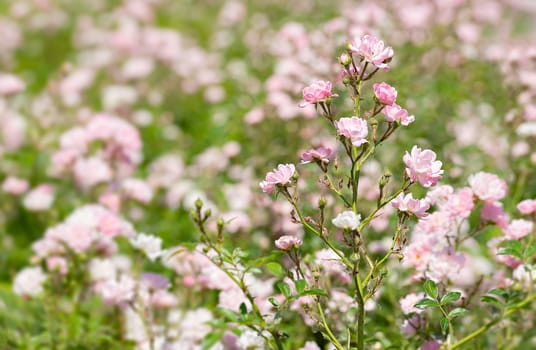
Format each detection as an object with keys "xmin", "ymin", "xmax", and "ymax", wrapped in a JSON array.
[
  {"xmin": 46, "ymin": 256, "xmax": 69, "ymax": 275},
  {"xmin": 2, "ymin": 176, "xmax": 29, "ymax": 195},
  {"xmin": 403, "ymin": 146, "xmax": 443, "ymax": 188},
  {"xmin": 517, "ymin": 199, "xmax": 536, "ymax": 214},
  {"xmin": 399, "ymin": 293, "xmax": 425, "ymax": 314},
  {"xmin": 373, "ymin": 82, "xmax": 397, "ymax": 105},
  {"xmin": 334, "ymin": 116, "xmax": 368, "ymax": 147},
  {"xmin": 391, "ymin": 193, "xmax": 430, "ymax": 218},
  {"xmin": 99, "ymin": 275, "xmax": 136, "ymax": 306},
  {"xmin": 259, "ymin": 163, "xmax": 296, "ymax": 194},
  {"xmin": 468, "ymin": 172, "xmax": 507, "ymax": 202},
  {"xmin": 300, "ymin": 146, "xmax": 334, "ymax": 164},
  {"xmin": 299, "ymin": 80, "xmax": 338, "ymax": 107},
  {"xmin": 481, "ymin": 201, "xmax": 509, "ymax": 228},
  {"xmin": 419, "ymin": 340, "xmax": 441, "ymax": 350},
  {"xmin": 0, "ymin": 73, "xmax": 25, "ymax": 95},
  {"xmin": 275, "ymin": 235, "xmax": 303, "ymax": 250},
  {"xmin": 446, "ymin": 187, "xmax": 474, "ymax": 219},
  {"xmin": 23, "ymin": 184, "xmax": 55, "ymax": 211},
  {"xmin": 348, "ymin": 34, "xmax": 394, "ymax": 70},
  {"xmin": 382, "ymin": 104, "xmax": 415, "ymax": 126},
  {"xmin": 504, "ymin": 219, "xmax": 533, "ymax": 240}
]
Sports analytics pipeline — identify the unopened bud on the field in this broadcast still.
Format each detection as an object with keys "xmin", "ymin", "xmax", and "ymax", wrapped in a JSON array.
[
  {"xmin": 342, "ymin": 76, "xmax": 350, "ymax": 85},
  {"xmin": 292, "ymin": 171, "xmax": 299, "ymax": 181},
  {"xmin": 339, "ymin": 52, "xmax": 352, "ymax": 66},
  {"xmin": 217, "ymin": 218, "xmax": 225, "ymax": 230},
  {"xmin": 318, "ymin": 196, "xmax": 327, "ymax": 209},
  {"xmin": 379, "ymin": 170, "xmax": 392, "ymax": 187},
  {"xmin": 203, "ymin": 208, "xmax": 212, "ymax": 218},
  {"xmin": 195, "ymin": 198, "xmax": 203, "ymax": 210},
  {"xmin": 369, "ymin": 118, "xmax": 378, "ymax": 127}
]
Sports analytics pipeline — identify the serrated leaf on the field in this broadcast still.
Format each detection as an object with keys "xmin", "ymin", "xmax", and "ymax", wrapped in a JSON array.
[
  {"xmin": 498, "ymin": 240, "xmax": 523, "ymax": 259},
  {"xmin": 300, "ymin": 288, "xmax": 328, "ymax": 297},
  {"xmin": 276, "ymin": 281, "xmax": 292, "ymax": 299},
  {"xmin": 423, "ymin": 280, "xmax": 438, "ymax": 299},
  {"xmin": 440, "ymin": 292, "xmax": 461, "ymax": 305},
  {"xmin": 449, "ymin": 307, "xmax": 469, "ymax": 318},
  {"xmin": 295, "ymin": 280, "xmax": 307, "ymax": 294},
  {"xmin": 440, "ymin": 317, "xmax": 449, "ymax": 334},
  {"xmin": 414, "ymin": 298, "xmax": 439, "ymax": 309}
]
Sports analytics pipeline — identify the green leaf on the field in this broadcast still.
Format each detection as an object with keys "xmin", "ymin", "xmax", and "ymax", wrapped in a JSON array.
[
  {"xmin": 300, "ymin": 288, "xmax": 328, "ymax": 297},
  {"xmin": 423, "ymin": 280, "xmax": 438, "ymax": 299},
  {"xmin": 487, "ymin": 288, "xmax": 509, "ymax": 301},
  {"xmin": 498, "ymin": 240, "xmax": 523, "ymax": 259},
  {"xmin": 266, "ymin": 262, "xmax": 285, "ymax": 277},
  {"xmin": 239, "ymin": 302, "xmax": 248, "ymax": 315},
  {"xmin": 202, "ymin": 331, "xmax": 223, "ymax": 350},
  {"xmin": 217, "ymin": 307, "xmax": 238, "ymax": 321},
  {"xmin": 295, "ymin": 280, "xmax": 307, "ymax": 294},
  {"xmin": 481, "ymin": 295, "xmax": 504, "ymax": 307},
  {"xmin": 414, "ymin": 298, "xmax": 439, "ymax": 309},
  {"xmin": 440, "ymin": 292, "xmax": 461, "ymax": 305},
  {"xmin": 268, "ymin": 297, "xmax": 280, "ymax": 307},
  {"xmin": 276, "ymin": 281, "xmax": 292, "ymax": 299},
  {"xmin": 449, "ymin": 307, "xmax": 469, "ymax": 318},
  {"xmin": 524, "ymin": 242, "xmax": 536, "ymax": 258},
  {"xmin": 440, "ymin": 317, "xmax": 449, "ymax": 334}
]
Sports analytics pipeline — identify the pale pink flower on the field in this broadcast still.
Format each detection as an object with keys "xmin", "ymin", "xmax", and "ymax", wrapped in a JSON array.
[
  {"xmin": 259, "ymin": 163, "xmax": 295, "ymax": 194},
  {"xmin": 445, "ymin": 187, "xmax": 474, "ymax": 219},
  {"xmin": 275, "ymin": 235, "xmax": 302, "ymax": 250},
  {"xmin": 99, "ymin": 275, "xmax": 136, "ymax": 306},
  {"xmin": 517, "ymin": 199, "xmax": 536, "ymax": 214},
  {"xmin": 46, "ymin": 256, "xmax": 68, "ymax": 275},
  {"xmin": 121, "ymin": 178, "xmax": 153, "ymax": 204},
  {"xmin": 373, "ymin": 82, "xmax": 397, "ymax": 105},
  {"xmin": 299, "ymin": 80, "xmax": 338, "ymax": 107},
  {"xmin": 0, "ymin": 73, "xmax": 25, "ymax": 95},
  {"xmin": 382, "ymin": 104, "xmax": 415, "ymax": 126},
  {"xmin": 13, "ymin": 267, "xmax": 47, "ymax": 297},
  {"xmin": 334, "ymin": 116, "xmax": 368, "ymax": 147},
  {"xmin": 391, "ymin": 193, "xmax": 430, "ymax": 218},
  {"xmin": 2, "ymin": 176, "xmax": 29, "ymax": 195},
  {"xmin": 401, "ymin": 315, "xmax": 422, "ymax": 336},
  {"xmin": 403, "ymin": 146, "xmax": 443, "ymax": 187},
  {"xmin": 73, "ymin": 157, "xmax": 113, "ymax": 189},
  {"xmin": 300, "ymin": 146, "xmax": 334, "ymax": 164},
  {"xmin": 504, "ymin": 219, "xmax": 533, "ymax": 240},
  {"xmin": 399, "ymin": 293, "xmax": 425, "ymax": 314},
  {"xmin": 22, "ymin": 184, "xmax": 55, "ymax": 211},
  {"xmin": 151, "ymin": 290, "xmax": 178, "ymax": 308},
  {"xmin": 481, "ymin": 201, "xmax": 509, "ymax": 228},
  {"xmin": 348, "ymin": 34, "xmax": 394, "ymax": 70},
  {"xmin": 419, "ymin": 340, "xmax": 441, "ymax": 350},
  {"xmin": 468, "ymin": 172, "xmax": 507, "ymax": 202}
]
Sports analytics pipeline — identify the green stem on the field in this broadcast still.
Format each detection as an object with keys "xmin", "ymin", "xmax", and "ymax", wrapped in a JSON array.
[
  {"xmin": 449, "ymin": 293, "xmax": 536, "ymax": 349},
  {"xmin": 317, "ymin": 301, "xmax": 345, "ymax": 350}
]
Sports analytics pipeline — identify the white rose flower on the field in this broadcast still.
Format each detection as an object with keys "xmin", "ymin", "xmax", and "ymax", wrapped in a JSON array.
[
  {"xmin": 332, "ymin": 210, "xmax": 361, "ymax": 230},
  {"xmin": 130, "ymin": 233, "xmax": 163, "ymax": 261}
]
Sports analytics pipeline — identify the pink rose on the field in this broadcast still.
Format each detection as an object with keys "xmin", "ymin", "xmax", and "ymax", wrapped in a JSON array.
[
  {"xmin": 403, "ymin": 146, "xmax": 443, "ymax": 188},
  {"xmin": 373, "ymin": 82, "xmax": 397, "ymax": 105},
  {"xmin": 299, "ymin": 80, "xmax": 338, "ymax": 107},
  {"xmin": 259, "ymin": 163, "xmax": 296, "ymax": 194},
  {"xmin": 334, "ymin": 116, "xmax": 368, "ymax": 147}
]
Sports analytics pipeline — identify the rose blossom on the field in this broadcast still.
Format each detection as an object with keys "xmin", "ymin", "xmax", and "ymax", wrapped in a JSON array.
[
  {"xmin": 445, "ymin": 187, "xmax": 474, "ymax": 219},
  {"xmin": 334, "ymin": 116, "xmax": 368, "ymax": 147},
  {"xmin": 259, "ymin": 163, "xmax": 295, "ymax": 194},
  {"xmin": 275, "ymin": 235, "xmax": 303, "ymax": 250},
  {"xmin": 399, "ymin": 293, "xmax": 425, "ymax": 314},
  {"xmin": 332, "ymin": 211, "xmax": 361, "ymax": 230},
  {"xmin": 300, "ymin": 146, "xmax": 334, "ymax": 164},
  {"xmin": 373, "ymin": 82, "xmax": 397, "ymax": 105},
  {"xmin": 481, "ymin": 201, "xmax": 509, "ymax": 228},
  {"xmin": 13, "ymin": 267, "xmax": 47, "ymax": 297},
  {"xmin": 391, "ymin": 193, "xmax": 430, "ymax": 218},
  {"xmin": 403, "ymin": 146, "xmax": 443, "ymax": 187},
  {"xmin": 2, "ymin": 176, "xmax": 29, "ymax": 195},
  {"xmin": 517, "ymin": 199, "xmax": 536, "ymax": 214},
  {"xmin": 130, "ymin": 233, "xmax": 163, "ymax": 261},
  {"xmin": 0, "ymin": 73, "xmax": 25, "ymax": 95},
  {"xmin": 299, "ymin": 80, "xmax": 338, "ymax": 107},
  {"xmin": 382, "ymin": 104, "xmax": 415, "ymax": 126},
  {"xmin": 348, "ymin": 34, "xmax": 394, "ymax": 70},
  {"xmin": 504, "ymin": 219, "xmax": 533, "ymax": 240},
  {"xmin": 468, "ymin": 172, "xmax": 507, "ymax": 202}
]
